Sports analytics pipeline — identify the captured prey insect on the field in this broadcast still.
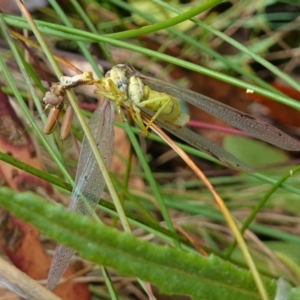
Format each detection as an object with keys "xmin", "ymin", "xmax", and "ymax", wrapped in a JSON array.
[
  {"xmin": 43, "ymin": 71, "xmax": 114, "ymax": 289},
  {"xmin": 43, "ymin": 71, "xmax": 96, "ymax": 139},
  {"xmin": 47, "ymin": 99, "xmax": 115, "ymax": 290}
]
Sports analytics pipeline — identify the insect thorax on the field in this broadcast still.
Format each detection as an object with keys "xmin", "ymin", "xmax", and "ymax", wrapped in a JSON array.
[
  {"xmin": 128, "ymin": 76, "xmax": 145, "ymax": 105},
  {"xmin": 105, "ymin": 64, "xmax": 129, "ymax": 92}
]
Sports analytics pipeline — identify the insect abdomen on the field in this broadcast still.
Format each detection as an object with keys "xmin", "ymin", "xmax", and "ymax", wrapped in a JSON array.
[{"xmin": 143, "ymin": 88, "xmax": 189, "ymax": 126}]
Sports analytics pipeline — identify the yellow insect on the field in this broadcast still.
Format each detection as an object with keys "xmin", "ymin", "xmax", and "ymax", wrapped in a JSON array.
[
  {"xmin": 94, "ymin": 64, "xmax": 190, "ymax": 136},
  {"xmin": 94, "ymin": 64, "xmax": 300, "ymax": 171}
]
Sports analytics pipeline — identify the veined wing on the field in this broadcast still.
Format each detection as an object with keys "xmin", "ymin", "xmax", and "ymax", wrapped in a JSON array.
[
  {"xmin": 47, "ymin": 99, "xmax": 115, "ymax": 290},
  {"xmin": 141, "ymin": 108, "xmax": 254, "ymax": 172},
  {"xmin": 136, "ymin": 73, "xmax": 300, "ymax": 151}
]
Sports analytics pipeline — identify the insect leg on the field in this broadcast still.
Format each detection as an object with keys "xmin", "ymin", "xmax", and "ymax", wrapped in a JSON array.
[
  {"xmin": 95, "ymin": 78, "xmax": 127, "ymax": 121},
  {"xmin": 129, "ymin": 104, "xmax": 148, "ymax": 135},
  {"xmin": 141, "ymin": 97, "xmax": 171, "ymax": 135}
]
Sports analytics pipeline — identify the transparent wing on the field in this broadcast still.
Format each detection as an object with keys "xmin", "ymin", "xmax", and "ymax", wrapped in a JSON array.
[
  {"xmin": 136, "ymin": 73, "xmax": 300, "ymax": 151},
  {"xmin": 141, "ymin": 108, "xmax": 254, "ymax": 172},
  {"xmin": 47, "ymin": 99, "xmax": 115, "ymax": 290}
]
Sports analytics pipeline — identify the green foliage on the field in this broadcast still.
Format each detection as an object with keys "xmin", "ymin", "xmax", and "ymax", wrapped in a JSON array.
[
  {"xmin": 1, "ymin": 0, "xmax": 300, "ymax": 299},
  {"xmin": 0, "ymin": 187, "xmax": 278, "ymax": 300}
]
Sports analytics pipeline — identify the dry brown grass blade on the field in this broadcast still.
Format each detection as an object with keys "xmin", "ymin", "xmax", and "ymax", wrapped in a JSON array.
[{"xmin": 0, "ymin": 256, "xmax": 62, "ymax": 300}]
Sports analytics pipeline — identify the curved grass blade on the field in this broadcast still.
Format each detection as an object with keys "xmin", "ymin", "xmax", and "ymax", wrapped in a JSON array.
[
  {"xmin": 137, "ymin": 73, "xmax": 300, "ymax": 151},
  {"xmin": 47, "ymin": 99, "xmax": 115, "ymax": 290}
]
